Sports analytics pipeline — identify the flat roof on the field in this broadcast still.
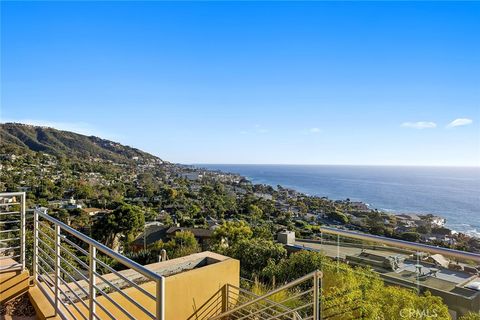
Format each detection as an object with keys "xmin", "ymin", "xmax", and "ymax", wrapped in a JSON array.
[{"xmin": 294, "ymin": 240, "xmax": 408, "ymax": 260}]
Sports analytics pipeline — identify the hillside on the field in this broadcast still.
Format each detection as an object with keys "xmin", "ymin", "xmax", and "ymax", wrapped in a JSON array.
[{"xmin": 0, "ymin": 123, "xmax": 162, "ymax": 164}]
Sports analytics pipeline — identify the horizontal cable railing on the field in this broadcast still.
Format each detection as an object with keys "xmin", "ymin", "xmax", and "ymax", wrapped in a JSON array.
[
  {"xmin": 211, "ymin": 270, "xmax": 322, "ymax": 320},
  {"xmin": 33, "ymin": 208, "xmax": 166, "ymax": 320},
  {"xmin": 0, "ymin": 192, "xmax": 26, "ymax": 271}
]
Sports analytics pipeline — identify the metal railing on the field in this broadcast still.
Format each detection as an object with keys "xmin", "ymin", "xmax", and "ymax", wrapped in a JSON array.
[
  {"xmin": 211, "ymin": 270, "xmax": 322, "ymax": 320},
  {"xmin": 293, "ymin": 226, "xmax": 480, "ymax": 318},
  {"xmin": 0, "ymin": 192, "xmax": 26, "ymax": 271},
  {"xmin": 319, "ymin": 226, "xmax": 480, "ymax": 263},
  {"xmin": 33, "ymin": 208, "xmax": 166, "ymax": 320}
]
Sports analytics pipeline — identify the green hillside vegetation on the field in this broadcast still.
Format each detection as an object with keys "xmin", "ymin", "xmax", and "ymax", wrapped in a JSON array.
[{"xmin": 0, "ymin": 123, "xmax": 158, "ymax": 163}]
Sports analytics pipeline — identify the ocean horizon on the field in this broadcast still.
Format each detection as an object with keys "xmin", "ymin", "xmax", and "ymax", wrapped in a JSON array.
[{"xmin": 198, "ymin": 164, "xmax": 480, "ymax": 238}]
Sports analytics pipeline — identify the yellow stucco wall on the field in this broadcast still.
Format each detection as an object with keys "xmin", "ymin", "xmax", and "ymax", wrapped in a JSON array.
[
  {"xmin": 165, "ymin": 257, "xmax": 239, "ymax": 320},
  {"xmin": 48, "ymin": 254, "xmax": 240, "ymax": 320}
]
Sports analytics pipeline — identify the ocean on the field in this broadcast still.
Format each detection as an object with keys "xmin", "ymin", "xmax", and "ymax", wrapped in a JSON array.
[{"xmin": 199, "ymin": 164, "xmax": 480, "ymax": 238}]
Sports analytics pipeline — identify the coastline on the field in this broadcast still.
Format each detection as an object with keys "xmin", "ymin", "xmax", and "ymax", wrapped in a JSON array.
[{"xmin": 197, "ymin": 164, "xmax": 480, "ymax": 239}]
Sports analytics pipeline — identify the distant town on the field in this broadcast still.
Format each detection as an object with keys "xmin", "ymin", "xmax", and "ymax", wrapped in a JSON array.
[{"xmin": 1, "ymin": 124, "xmax": 478, "ymax": 256}]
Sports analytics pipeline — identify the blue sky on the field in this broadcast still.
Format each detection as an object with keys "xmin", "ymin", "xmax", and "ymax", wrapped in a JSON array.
[{"xmin": 1, "ymin": 1, "xmax": 479, "ymax": 166}]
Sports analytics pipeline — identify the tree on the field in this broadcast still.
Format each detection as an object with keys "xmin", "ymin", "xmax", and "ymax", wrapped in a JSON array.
[
  {"xmin": 366, "ymin": 211, "xmax": 389, "ymax": 235},
  {"xmin": 400, "ymin": 232, "xmax": 421, "ymax": 242},
  {"xmin": 160, "ymin": 186, "xmax": 178, "ymax": 205},
  {"xmin": 262, "ymin": 251, "xmax": 450, "ymax": 320},
  {"xmin": 169, "ymin": 230, "xmax": 201, "ymax": 258},
  {"xmin": 375, "ymin": 288, "xmax": 449, "ymax": 320},
  {"xmin": 431, "ymin": 227, "xmax": 451, "ymax": 236},
  {"xmin": 327, "ymin": 210, "xmax": 349, "ymax": 224},
  {"xmin": 225, "ymin": 238, "xmax": 287, "ymax": 278},
  {"xmin": 74, "ymin": 182, "xmax": 95, "ymax": 200},
  {"xmin": 262, "ymin": 250, "xmax": 326, "ymax": 283},
  {"xmin": 70, "ymin": 210, "xmax": 91, "ymax": 230},
  {"xmin": 149, "ymin": 231, "xmax": 200, "ymax": 259},
  {"xmin": 459, "ymin": 313, "xmax": 480, "ymax": 320},
  {"xmin": 212, "ymin": 220, "xmax": 253, "ymax": 247},
  {"xmin": 51, "ymin": 209, "xmax": 70, "ymax": 224},
  {"xmin": 252, "ymin": 224, "xmax": 274, "ymax": 240},
  {"xmin": 248, "ymin": 204, "xmax": 263, "ymax": 222},
  {"xmin": 138, "ymin": 173, "xmax": 156, "ymax": 198},
  {"xmin": 93, "ymin": 204, "xmax": 145, "ymax": 249},
  {"xmin": 144, "ymin": 207, "xmax": 159, "ymax": 222},
  {"xmin": 185, "ymin": 203, "xmax": 201, "ymax": 218}
]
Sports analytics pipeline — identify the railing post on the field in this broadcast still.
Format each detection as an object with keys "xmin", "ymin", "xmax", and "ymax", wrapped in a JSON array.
[
  {"xmin": 54, "ymin": 224, "xmax": 61, "ymax": 315},
  {"xmin": 336, "ymin": 234, "xmax": 340, "ymax": 271},
  {"xmin": 156, "ymin": 276, "xmax": 165, "ymax": 320},
  {"xmin": 32, "ymin": 209, "xmax": 39, "ymax": 283},
  {"xmin": 20, "ymin": 192, "xmax": 26, "ymax": 270},
  {"xmin": 89, "ymin": 244, "xmax": 97, "ymax": 320},
  {"xmin": 319, "ymin": 271, "xmax": 322, "ymax": 320},
  {"xmin": 313, "ymin": 270, "xmax": 320, "ymax": 320}
]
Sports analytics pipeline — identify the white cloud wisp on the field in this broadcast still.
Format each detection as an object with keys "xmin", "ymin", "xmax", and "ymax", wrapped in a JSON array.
[
  {"xmin": 401, "ymin": 121, "xmax": 437, "ymax": 129},
  {"xmin": 446, "ymin": 118, "xmax": 473, "ymax": 128}
]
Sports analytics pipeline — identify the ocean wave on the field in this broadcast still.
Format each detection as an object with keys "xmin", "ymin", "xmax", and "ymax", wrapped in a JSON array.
[{"xmin": 447, "ymin": 224, "xmax": 480, "ymax": 238}]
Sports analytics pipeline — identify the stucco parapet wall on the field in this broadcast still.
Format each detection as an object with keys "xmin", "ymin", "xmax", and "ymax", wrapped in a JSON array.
[
  {"xmin": 59, "ymin": 251, "xmax": 235, "ymax": 302},
  {"xmin": 64, "ymin": 253, "xmax": 239, "ymax": 320}
]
